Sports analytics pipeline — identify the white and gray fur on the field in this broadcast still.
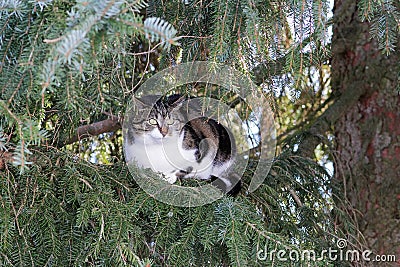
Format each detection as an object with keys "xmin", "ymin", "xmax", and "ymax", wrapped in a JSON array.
[{"xmin": 124, "ymin": 94, "xmax": 240, "ymax": 194}]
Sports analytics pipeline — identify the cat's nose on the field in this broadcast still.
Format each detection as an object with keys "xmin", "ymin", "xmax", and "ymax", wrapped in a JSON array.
[{"xmin": 159, "ymin": 126, "xmax": 168, "ymax": 137}]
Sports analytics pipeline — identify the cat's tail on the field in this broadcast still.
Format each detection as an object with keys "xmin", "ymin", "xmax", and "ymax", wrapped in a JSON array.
[{"xmin": 211, "ymin": 172, "xmax": 242, "ymax": 196}]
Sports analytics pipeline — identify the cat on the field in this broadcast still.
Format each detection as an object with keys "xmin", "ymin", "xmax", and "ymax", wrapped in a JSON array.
[{"xmin": 124, "ymin": 94, "xmax": 241, "ymax": 195}]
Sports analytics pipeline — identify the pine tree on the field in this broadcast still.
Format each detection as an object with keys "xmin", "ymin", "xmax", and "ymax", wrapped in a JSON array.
[{"xmin": 1, "ymin": 0, "xmax": 398, "ymax": 266}]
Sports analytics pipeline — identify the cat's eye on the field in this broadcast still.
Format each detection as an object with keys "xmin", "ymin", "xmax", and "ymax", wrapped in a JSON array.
[
  {"xmin": 166, "ymin": 117, "xmax": 175, "ymax": 125},
  {"xmin": 148, "ymin": 118, "xmax": 158, "ymax": 125}
]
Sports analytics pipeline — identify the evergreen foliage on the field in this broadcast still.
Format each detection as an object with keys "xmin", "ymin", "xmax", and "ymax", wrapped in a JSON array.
[
  {"xmin": 0, "ymin": 0, "xmax": 398, "ymax": 266},
  {"xmin": 1, "ymin": 147, "xmax": 340, "ymax": 266}
]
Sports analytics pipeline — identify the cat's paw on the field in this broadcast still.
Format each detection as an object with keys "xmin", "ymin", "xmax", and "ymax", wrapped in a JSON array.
[
  {"xmin": 175, "ymin": 166, "xmax": 193, "ymax": 179},
  {"xmin": 163, "ymin": 172, "xmax": 178, "ymax": 184},
  {"xmin": 161, "ymin": 167, "xmax": 193, "ymax": 183}
]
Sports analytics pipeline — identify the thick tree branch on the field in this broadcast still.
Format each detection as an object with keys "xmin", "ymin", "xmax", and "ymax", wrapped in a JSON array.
[
  {"xmin": 251, "ymin": 31, "xmax": 332, "ymax": 85},
  {"xmin": 1, "ymin": 116, "xmax": 122, "ymax": 169},
  {"xmin": 252, "ymin": 57, "xmax": 287, "ymax": 85},
  {"xmin": 63, "ymin": 115, "xmax": 122, "ymax": 146},
  {"xmin": 297, "ymin": 84, "xmax": 369, "ymax": 158}
]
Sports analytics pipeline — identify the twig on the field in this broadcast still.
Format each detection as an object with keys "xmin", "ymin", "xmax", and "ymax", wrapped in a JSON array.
[
  {"xmin": 288, "ymin": 188, "xmax": 303, "ymax": 207},
  {"xmin": 0, "ymin": 151, "xmax": 13, "ymax": 170},
  {"xmin": 43, "ymin": 36, "xmax": 63, "ymax": 43}
]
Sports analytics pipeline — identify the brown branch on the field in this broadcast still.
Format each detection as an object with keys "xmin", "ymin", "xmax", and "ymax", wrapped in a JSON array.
[
  {"xmin": 288, "ymin": 188, "xmax": 303, "ymax": 207},
  {"xmin": 0, "ymin": 151, "xmax": 13, "ymax": 170},
  {"xmin": 276, "ymin": 94, "xmax": 335, "ymax": 144},
  {"xmin": 1, "ymin": 116, "xmax": 122, "ymax": 167},
  {"xmin": 251, "ymin": 32, "xmax": 327, "ymax": 85},
  {"xmin": 297, "ymin": 84, "xmax": 368, "ymax": 158},
  {"xmin": 252, "ymin": 57, "xmax": 287, "ymax": 85},
  {"xmin": 63, "ymin": 115, "xmax": 122, "ymax": 146}
]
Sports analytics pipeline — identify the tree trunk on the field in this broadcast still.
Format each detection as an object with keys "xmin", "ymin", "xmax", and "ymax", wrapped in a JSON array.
[{"xmin": 332, "ymin": 0, "xmax": 400, "ymax": 266}]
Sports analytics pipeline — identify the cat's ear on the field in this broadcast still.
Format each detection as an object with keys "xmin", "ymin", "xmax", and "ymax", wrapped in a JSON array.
[
  {"xmin": 133, "ymin": 97, "xmax": 147, "ymax": 109},
  {"xmin": 168, "ymin": 94, "xmax": 187, "ymax": 108},
  {"xmin": 133, "ymin": 95, "xmax": 160, "ymax": 109}
]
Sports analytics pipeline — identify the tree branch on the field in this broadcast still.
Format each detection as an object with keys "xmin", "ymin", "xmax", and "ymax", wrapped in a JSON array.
[
  {"xmin": 297, "ymin": 84, "xmax": 368, "ymax": 158},
  {"xmin": 0, "ymin": 151, "xmax": 13, "ymax": 170},
  {"xmin": 1, "ymin": 115, "xmax": 122, "ymax": 169},
  {"xmin": 63, "ymin": 115, "xmax": 122, "ymax": 146},
  {"xmin": 252, "ymin": 56, "xmax": 287, "ymax": 85},
  {"xmin": 251, "ymin": 31, "xmax": 330, "ymax": 85}
]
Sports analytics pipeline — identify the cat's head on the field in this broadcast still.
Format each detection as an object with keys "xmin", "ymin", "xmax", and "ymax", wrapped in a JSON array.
[{"xmin": 128, "ymin": 94, "xmax": 187, "ymax": 140}]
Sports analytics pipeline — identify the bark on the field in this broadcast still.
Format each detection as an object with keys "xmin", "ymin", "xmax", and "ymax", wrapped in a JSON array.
[
  {"xmin": 63, "ymin": 116, "xmax": 121, "ymax": 146},
  {"xmin": 332, "ymin": 0, "xmax": 400, "ymax": 265}
]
